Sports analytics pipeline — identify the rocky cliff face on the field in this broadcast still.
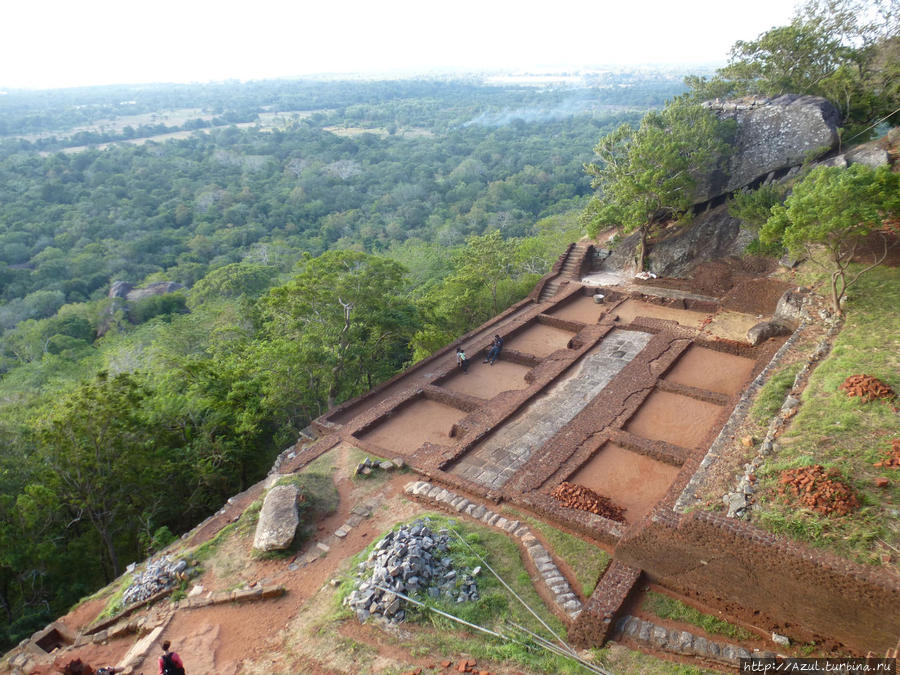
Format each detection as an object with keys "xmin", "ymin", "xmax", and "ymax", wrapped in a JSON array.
[
  {"xmin": 601, "ymin": 95, "xmax": 847, "ymax": 277},
  {"xmin": 107, "ymin": 281, "xmax": 184, "ymax": 301},
  {"xmin": 695, "ymin": 95, "xmax": 841, "ymax": 204}
]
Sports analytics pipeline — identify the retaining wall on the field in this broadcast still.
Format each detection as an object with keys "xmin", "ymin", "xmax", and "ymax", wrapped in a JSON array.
[{"xmin": 615, "ymin": 507, "xmax": 900, "ymax": 653}]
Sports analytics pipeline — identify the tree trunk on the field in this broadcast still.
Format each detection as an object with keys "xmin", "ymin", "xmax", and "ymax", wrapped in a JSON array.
[{"xmin": 635, "ymin": 227, "xmax": 648, "ymax": 273}]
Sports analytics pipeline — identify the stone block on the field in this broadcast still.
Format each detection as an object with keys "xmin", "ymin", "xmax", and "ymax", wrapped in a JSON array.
[
  {"xmin": 253, "ymin": 484, "xmax": 300, "ymax": 552},
  {"xmin": 650, "ymin": 625, "xmax": 668, "ymax": 649}
]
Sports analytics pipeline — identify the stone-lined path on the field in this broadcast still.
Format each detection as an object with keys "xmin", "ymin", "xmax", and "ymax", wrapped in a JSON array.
[
  {"xmin": 615, "ymin": 615, "xmax": 777, "ymax": 668},
  {"xmin": 452, "ymin": 329, "xmax": 653, "ymax": 489}
]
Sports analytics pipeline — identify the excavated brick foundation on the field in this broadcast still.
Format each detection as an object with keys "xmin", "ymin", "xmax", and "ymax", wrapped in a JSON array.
[{"xmin": 292, "ymin": 247, "xmax": 900, "ymax": 655}]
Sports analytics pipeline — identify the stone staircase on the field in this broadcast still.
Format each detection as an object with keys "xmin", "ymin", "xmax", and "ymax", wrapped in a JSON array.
[{"xmin": 538, "ymin": 242, "xmax": 591, "ymax": 303}]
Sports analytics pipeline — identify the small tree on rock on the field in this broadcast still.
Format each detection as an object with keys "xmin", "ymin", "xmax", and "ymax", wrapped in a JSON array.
[
  {"xmin": 761, "ymin": 163, "xmax": 899, "ymax": 314},
  {"xmin": 583, "ymin": 98, "xmax": 733, "ymax": 271}
]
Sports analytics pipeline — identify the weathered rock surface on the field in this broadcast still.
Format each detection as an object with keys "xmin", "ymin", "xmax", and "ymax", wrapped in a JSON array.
[
  {"xmin": 253, "ymin": 484, "xmax": 300, "ymax": 552},
  {"xmin": 696, "ymin": 95, "xmax": 840, "ymax": 203},
  {"xmin": 602, "ymin": 203, "xmax": 754, "ymax": 277},
  {"xmin": 125, "ymin": 281, "xmax": 184, "ymax": 302},
  {"xmin": 108, "ymin": 281, "xmax": 134, "ymax": 298},
  {"xmin": 773, "ymin": 288, "xmax": 809, "ymax": 327},
  {"xmin": 823, "ymin": 144, "xmax": 890, "ymax": 169},
  {"xmin": 747, "ymin": 319, "xmax": 793, "ymax": 346}
]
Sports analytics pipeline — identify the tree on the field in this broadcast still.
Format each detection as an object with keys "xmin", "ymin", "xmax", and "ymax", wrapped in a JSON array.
[
  {"xmin": 583, "ymin": 98, "xmax": 733, "ymax": 270},
  {"xmin": 686, "ymin": 0, "xmax": 900, "ymax": 134},
  {"xmin": 258, "ymin": 250, "xmax": 418, "ymax": 410},
  {"xmin": 188, "ymin": 262, "xmax": 279, "ymax": 308},
  {"xmin": 761, "ymin": 164, "xmax": 899, "ymax": 314},
  {"xmin": 728, "ymin": 183, "xmax": 790, "ymax": 255},
  {"xmin": 28, "ymin": 372, "xmax": 162, "ymax": 580}
]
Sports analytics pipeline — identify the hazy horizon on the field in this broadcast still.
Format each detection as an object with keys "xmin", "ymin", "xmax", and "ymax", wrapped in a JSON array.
[{"xmin": 2, "ymin": 0, "xmax": 798, "ymax": 91}]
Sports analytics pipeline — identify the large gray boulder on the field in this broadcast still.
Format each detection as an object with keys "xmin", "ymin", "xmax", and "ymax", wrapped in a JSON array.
[
  {"xmin": 696, "ymin": 95, "xmax": 841, "ymax": 203},
  {"xmin": 600, "ymin": 203, "xmax": 753, "ymax": 277},
  {"xmin": 747, "ymin": 319, "xmax": 793, "ymax": 346},
  {"xmin": 125, "ymin": 281, "xmax": 184, "ymax": 302},
  {"xmin": 646, "ymin": 205, "xmax": 755, "ymax": 277},
  {"xmin": 822, "ymin": 145, "xmax": 890, "ymax": 169},
  {"xmin": 773, "ymin": 288, "xmax": 810, "ymax": 327},
  {"xmin": 108, "ymin": 281, "xmax": 134, "ymax": 298},
  {"xmin": 253, "ymin": 484, "xmax": 300, "ymax": 552}
]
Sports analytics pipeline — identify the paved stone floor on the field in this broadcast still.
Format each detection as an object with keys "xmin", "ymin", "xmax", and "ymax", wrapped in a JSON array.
[{"xmin": 451, "ymin": 329, "xmax": 653, "ymax": 489}]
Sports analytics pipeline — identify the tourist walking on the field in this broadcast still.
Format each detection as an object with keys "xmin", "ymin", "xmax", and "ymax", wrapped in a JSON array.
[
  {"xmin": 456, "ymin": 346, "xmax": 469, "ymax": 373},
  {"xmin": 159, "ymin": 639, "xmax": 186, "ymax": 675}
]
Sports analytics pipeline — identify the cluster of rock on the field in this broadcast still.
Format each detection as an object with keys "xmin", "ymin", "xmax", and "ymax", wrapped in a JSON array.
[
  {"xmin": 721, "ymin": 305, "xmax": 840, "ymax": 519},
  {"xmin": 404, "ymin": 480, "xmax": 586, "ymax": 619},
  {"xmin": 121, "ymin": 556, "xmax": 188, "ymax": 606},
  {"xmin": 616, "ymin": 615, "xmax": 777, "ymax": 667},
  {"xmin": 746, "ymin": 288, "xmax": 808, "ymax": 346},
  {"xmin": 355, "ymin": 455, "xmax": 404, "ymax": 476},
  {"xmin": 344, "ymin": 519, "xmax": 480, "ymax": 624}
]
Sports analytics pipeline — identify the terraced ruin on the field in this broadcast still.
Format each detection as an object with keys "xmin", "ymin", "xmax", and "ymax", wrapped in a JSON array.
[{"xmin": 7, "ymin": 244, "xmax": 898, "ymax": 675}]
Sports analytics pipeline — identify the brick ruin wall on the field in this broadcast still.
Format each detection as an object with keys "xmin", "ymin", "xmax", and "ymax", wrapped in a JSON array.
[{"xmin": 615, "ymin": 507, "xmax": 900, "ymax": 654}]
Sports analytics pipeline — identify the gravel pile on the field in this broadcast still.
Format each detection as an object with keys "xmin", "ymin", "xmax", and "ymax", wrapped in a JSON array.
[
  {"xmin": 121, "ymin": 555, "xmax": 187, "ymax": 606},
  {"xmin": 344, "ymin": 519, "xmax": 480, "ymax": 624}
]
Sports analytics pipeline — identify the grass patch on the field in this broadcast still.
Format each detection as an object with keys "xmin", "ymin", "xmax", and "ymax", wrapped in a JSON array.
[
  {"xmin": 593, "ymin": 643, "xmax": 721, "ymax": 674},
  {"xmin": 336, "ymin": 512, "xmax": 587, "ymax": 674},
  {"xmin": 642, "ymin": 591, "xmax": 756, "ymax": 642},
  {"xmin": 753, "ymin": 264, "xmax": 900, "ymax": 565},
  {"xmin": 503, "ymin": 506, "xmax": 611, "ymax": 597},
  {"xmin": 93, "ymin": 575, "xmax": 134, "ymax": 622},
  {"xmin": 751, "ymin": 362, "xmax": 803, "ymax": 423}
]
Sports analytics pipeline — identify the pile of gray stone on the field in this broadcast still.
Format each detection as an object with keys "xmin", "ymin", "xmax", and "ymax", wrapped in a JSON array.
[
  {"xmin": 344, "ymin": 519, "xmax": 480, "ymax": 624},
  {"xmin": 354, "ymin": 456, "xmax": 403, "ymax": 476},
  {"xmin": 121, "ymin": 555, "xmax": 188, "ymax": 606}
]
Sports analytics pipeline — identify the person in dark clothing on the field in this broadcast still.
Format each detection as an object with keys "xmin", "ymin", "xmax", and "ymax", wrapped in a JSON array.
[
  {"xmin": 485, "ymin": 334, "xmax": 503, "ymax": 365},
  {"xmin": 158, "ymin": 640, "xmax": 186, "ymax": 675},
  {"xmin": 456, "ymin": 347, "xmax": 469, "ymax": 372}
]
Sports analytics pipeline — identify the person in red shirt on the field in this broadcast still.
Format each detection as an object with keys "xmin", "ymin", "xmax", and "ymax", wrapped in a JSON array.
[{"xmin": 158, "ymin": 640, "xmax": 186, "ymax": 675}]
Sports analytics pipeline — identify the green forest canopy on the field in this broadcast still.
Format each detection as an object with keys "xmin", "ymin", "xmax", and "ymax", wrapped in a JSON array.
[{"xmin": 0, "ymin": 74, "xmax": 685, "ymax": 649}]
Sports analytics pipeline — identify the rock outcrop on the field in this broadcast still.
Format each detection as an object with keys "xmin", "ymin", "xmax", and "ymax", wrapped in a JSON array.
[
  {"xmin": 107, "ymin": 281, "xmax": 133, "ymax": 299},
  {"xmin": 598, "ymin": 96, "xmax": 842, "ymax": 277},
  {"xmin": 603, "ymin": 202, "xmax": 755, "ymax": 277},
  {"xmin": 253, "ymin": 484, "xmax": 300, "ymax": 552},
  {"xmin": 108, "ymin": 281, "xmax": 184, "ymax": 301},
  {"xmin": 696, "ymin": 95, "xmax": 841, "ymax": 203},
  {"xmin": 125, "ymin": 281, "xmax": 184, "ymax": 302}
]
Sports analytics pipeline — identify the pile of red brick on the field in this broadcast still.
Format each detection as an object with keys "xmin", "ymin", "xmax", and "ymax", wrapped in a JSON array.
[
  {"xmin": 400, "ymin": 659, "xmax": 492, "ymax": 675},
  {"xmin": 838, "ymin": 374, "xmax": 897, "ymax": 405},
  {"xmin": 874, "ymin": 439, "xmax": 900, "ymax": 469},
  {"xmin": 550, "ymin": 481, "xmax": 626, "ymax": 522},
  {"xmin": 777, "ymin": 465, "xmax": 860, "ymax": 516}
]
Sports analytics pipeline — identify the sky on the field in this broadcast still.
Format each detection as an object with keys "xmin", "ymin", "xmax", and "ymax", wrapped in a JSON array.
[{"xmin": 1, "ymin": 0, "xmax": 799, "ymax": 90}]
